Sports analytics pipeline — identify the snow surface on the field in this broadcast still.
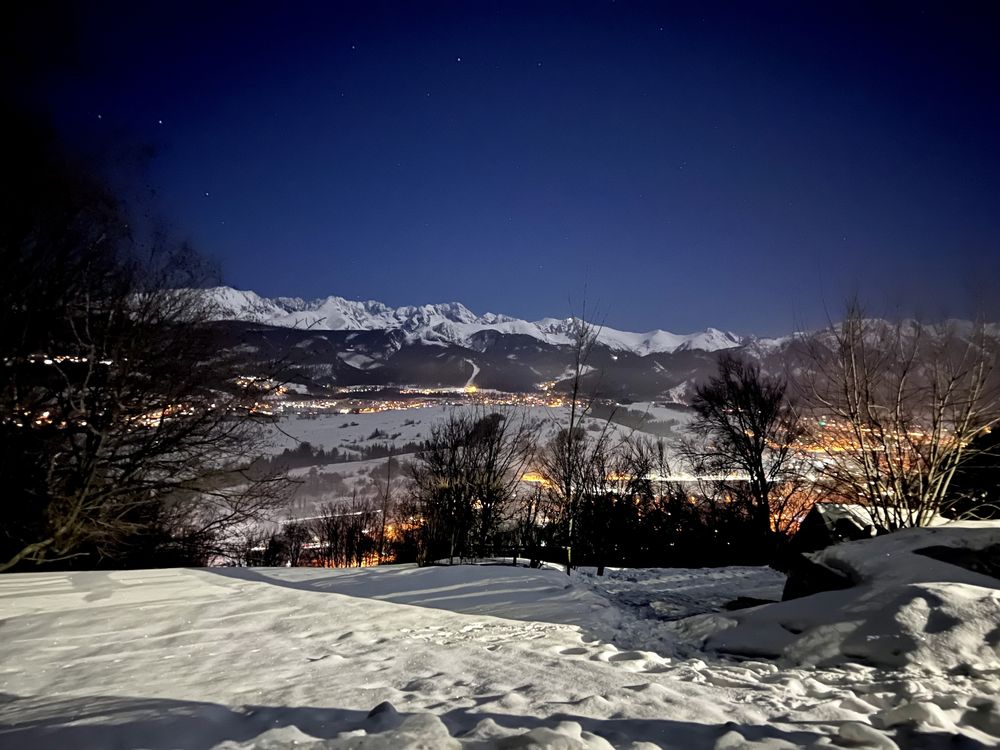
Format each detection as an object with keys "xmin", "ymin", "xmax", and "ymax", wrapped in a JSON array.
[
  {"xmin": 684, "ymin": 522, "xmax": 1000, "ymax": 673},
  {"xmin": 3, "ymin": 525, "xmax": 999, "ymax": 749},
  {"xmin": 203, "ymin": 286, "xmax": 744, "ymax": 356}
]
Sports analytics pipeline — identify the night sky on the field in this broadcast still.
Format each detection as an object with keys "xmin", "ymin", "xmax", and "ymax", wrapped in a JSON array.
[{"xmin": 20, "ymin": 1, "xmax": 1000, "ymax": 334}]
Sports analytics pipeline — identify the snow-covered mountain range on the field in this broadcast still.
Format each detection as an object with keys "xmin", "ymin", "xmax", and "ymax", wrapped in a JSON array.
[{"xmin": 204, "ymin": 286, "xmax": 744, "ymax": 356}]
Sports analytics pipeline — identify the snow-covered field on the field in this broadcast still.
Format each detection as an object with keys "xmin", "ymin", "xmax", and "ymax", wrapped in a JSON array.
[
  {"xmin": 2, "ymin": 524, "xmax": 998, "ymax": 749},
  {"xmin": 267, "ymin": 404, "xmax": 657, "ymax": 456},
  {"xmin": 267, "ymin": 405, "xmax": 682, "ymax": 517}
]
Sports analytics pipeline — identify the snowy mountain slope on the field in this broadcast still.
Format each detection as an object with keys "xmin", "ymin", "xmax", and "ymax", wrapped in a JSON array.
[{"xmin": 202, "ymin": 286, "xmax": 744, "ymax": 355}]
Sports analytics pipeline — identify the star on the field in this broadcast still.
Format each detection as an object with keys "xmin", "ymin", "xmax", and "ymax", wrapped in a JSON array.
[{"xmin": 158, "ymin": 119, "xmax": 163, "ymax": 124}]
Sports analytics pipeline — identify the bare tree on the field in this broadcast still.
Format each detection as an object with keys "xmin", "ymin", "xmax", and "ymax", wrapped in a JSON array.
[
  {"xmin": 409, "ymin": 406, "xmax": 534, "ymax": 564},
  {"xmin": 799, "ymin": 302, "xmax": 1000, "ymax": 528},
  {"xmin": 281, "ymin": 521, "xmax": 312, "ymax": 567},
  {"xmin": 224, "ymin": 523, "xmax": 272, "ymax": 567},
  {"xmin": 511, "ymin": 483, "xmax": 548, "ymax": 567},
  {"xmin": 576, "ymin": 434, "xmax": 657, "ymax": 575},
  {"xmin": 376, "ymin": 455, "xmax": 393, "ymax": 563},
  {"xmin": 539, "ymin": 313, "xmax": 617, "ymax": 574},
  {"xmin": 313, "ymin": 506, "xmax": 347, "ymax": 567},
  {"xmin": 682, "ymin": 353, "xmax": 805, "ymax": 550},
  {"xmin": 410, "ymin": 410, "xmax": 475, "ymax": 564},
  {"xmin": 312, "ymin": 495, "xmax": 380, "ymax": 568},
  {"xmin": 464, "ymin": 410, "xmax": 535, "ymax": 557},
  {"xmin": 0, "ymin": 113, "xmax": 290, "ymax": 571}
]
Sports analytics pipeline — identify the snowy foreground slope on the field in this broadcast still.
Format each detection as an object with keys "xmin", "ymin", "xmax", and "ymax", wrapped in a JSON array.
[{"xmin": 1, "ymin": 526, "xmax": 999, "ymax": 749}]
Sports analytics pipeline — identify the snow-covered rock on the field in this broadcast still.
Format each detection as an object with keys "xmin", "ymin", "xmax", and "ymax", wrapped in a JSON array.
[{"xmin": 683, "ymin": 521, "xmax": 1000, "ymax": 676}]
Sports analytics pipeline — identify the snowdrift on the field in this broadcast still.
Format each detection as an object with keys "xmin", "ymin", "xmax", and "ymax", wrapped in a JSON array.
[{"xmin": 683, "ymin": 521, "xmax": 1000, "ymax": 674}]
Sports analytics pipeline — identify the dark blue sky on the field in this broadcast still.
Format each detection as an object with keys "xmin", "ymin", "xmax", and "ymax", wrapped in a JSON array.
[{"xmin": 32, "ymin": 1, "xmax": 1000, "ymax": 334}]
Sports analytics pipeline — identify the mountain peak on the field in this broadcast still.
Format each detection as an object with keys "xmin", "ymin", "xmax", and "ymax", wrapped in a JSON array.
[{"xmin": 203, "ymin": 286, "xmax": 744, "ymax": 355}]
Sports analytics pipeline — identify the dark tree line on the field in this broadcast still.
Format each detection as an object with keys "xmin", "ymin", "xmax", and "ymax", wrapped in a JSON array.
[
  {"xmin": 535, "ymin": 432, "xmax": 794, "ymax": 572},
  {"xmin": 310, "ymin": 496, "xmax": 383, "ymax": 567}
]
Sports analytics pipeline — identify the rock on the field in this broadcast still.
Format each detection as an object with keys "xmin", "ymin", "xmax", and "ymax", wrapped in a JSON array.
[
  {"xmin": 780, "ymin": 553, "xmax": 854, "ymax": 601},
  {"xmin": 913, "ymin": 543, "xmax": 1000, "ymax": 579}
]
